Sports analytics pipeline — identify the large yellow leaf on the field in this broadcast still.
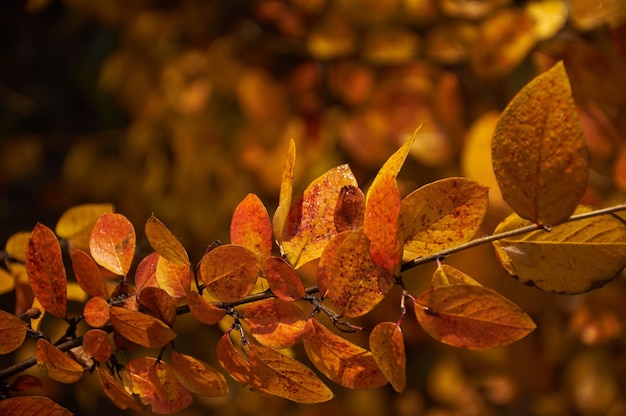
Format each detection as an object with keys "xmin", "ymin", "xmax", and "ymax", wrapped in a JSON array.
[
  {"xmin": 55, "ymin": 203, "xmax": 114, "ymax": 251},
  {"xmin": 492, "ymin": 61, "xmax": 589, "ymax": 225},
  {"xmin": 0, "ymin": 309, "xmax": 27, "ymax": 354},
  {"xmin": 36, "ymin": 339, "xmax": 84, "ymax": 384},
  {"xmin": 145, "ymin": 214, "xmax": 190, "ymax": 266},
  {"xmin": 109, "ymin": 306, "xmax": 176, "ymax": 349},
  {"xmin": 5, "ymin": 231, "xmax": 31, "ymax": 262},
  {"xmin": 493, "ymin": 207, "xmax": 626, "ymax": 294},
  {"xmin": 401, "ymin": 177, "xmax": 489, "ymax": 261},
  {"xmin": 431, "ymin": 264, "xmax": 481, "ymax": 287}
]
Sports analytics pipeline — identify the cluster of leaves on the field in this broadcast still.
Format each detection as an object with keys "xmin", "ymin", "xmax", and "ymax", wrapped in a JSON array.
[{"xmin": 1, "ymin": 61, "xmax": 626, "ymax": 414}]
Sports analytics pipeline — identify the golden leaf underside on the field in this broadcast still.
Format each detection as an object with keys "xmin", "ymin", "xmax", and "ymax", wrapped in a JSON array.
[
  {"xmin": 199, "ymin": 244, "xmax": 259, "ymax": 302},
  {"xmin": 264, "ymin": 256, "xmax": 306, "ymax": 301},
  {"xmin": 230, "ymin": 193, "xmax": 273, "ymax": 259},
  {"xmin": 432, "ymin": 264, "xmax": 482, "ymax": 287},
  {"xmin": 216, "ymin": 333, "xmax": 260, "ymax": 388},
  {"xmin": 186, "ymin": 291, "xmax": 226, "ymax": 325},
  {"xmin": 55, "ymin": 203, "xmax": 114, "ymax": 251},
  {"xmin": 36, "ymin": 339, "xmax": 84, "ymax": 384},
  {"xmin": 492, "ymin": 61, "xmax": 588, "ymax": 225},
  {"xmin": 156, "ymin": 256, "xmax": 190, "ymax": 299}
]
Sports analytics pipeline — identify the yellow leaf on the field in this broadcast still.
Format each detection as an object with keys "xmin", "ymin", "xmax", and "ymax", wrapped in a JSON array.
[
  {"xmin": 432, "ymin": 264, "xmax": 482, "ymax": 287},
  {"xmin": 55, "ymin": 203, "xmax": 114, "ymax": 251},
  {"xmin": 145, "ymin": 214, "xmax": 190, "ymax": 266},
  {"xmin": 369, "ymin": 322, "xmax": 406, "ymax": 393},
  {"xmin": 198, "ymin": 244, "xmax": 259, "ymax": 302},
  {"xmin": 493, "ymin": 206, "xmax": 626, "ymax": 294},
  {"xmin": 5, "ymin": 231, "xmax": 31, "ymax": 262},
  {"xmin": 492, "ymin": 61, "xmax": 589, "ymax": 225}
]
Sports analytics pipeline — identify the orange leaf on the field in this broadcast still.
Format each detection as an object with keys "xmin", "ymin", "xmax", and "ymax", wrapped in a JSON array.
[
  {"xmin": 316, "ymin": 231, "xmax": 351, "ymax": 297},
  {"xmin": 369, "ymin": 322, "xmax": 406, "ymax": 393},
  {"xmin": 264, "ymin": 256, "xmax": 306, "ymax": 301},
  {"xmin": 198, "ymin": 244, "xmax": 259, "ymax": 302},
  {"xmin": 55, "ymin": 203, "xmax": 114, "ymax": 251},
  {"xmin": 89, "ymin": 213, "xmax": 136, "ymax": 276},
  {"xmin": 135, "ymin": 252, "xmax": 159, "ymax": 291},
  {"xmin": 36, "ymin": 339, "xmax": 84, "ymax": 383},
  {"xmin": 25, "ymin": 223, "xmax": 67, "ymax": 319},
  {"xmin": 82, "ymin": 329, "xmax": 112, "ymax": 363},
  {"xmin": 492, "ymin": 61, "xmax": 589, "ymax": 225},
  {"xmin": 145, "ymin": 214, "xmax": 190, "ymax": 266},
  {"xmin": 186, "ymin": 291, "xmax": 226, "ymax": 325},
  {"xmin": 97, "ymin": 367, "xmax": 141, "ymax": 411},
  {"xmin": 303, "ymin": 319, "xmax": 387, "ymax": 389},
  {"xmin": 109, "ymin": 306, "xmax": 176, "ymax": 349},
  {"xmin": 0, "ymin": 309, "xmax": 27, "ymax": 354},
  {"xmin": 156, "ymin": 255, "xmax": 190, "ymax": 299},
  {"xmin": 70, "ymin": 248, "xmax": 108, "ymax": 298},
  {"xmin": 281, "ymin": 164, "xmax": 358, "ymax": 269},
  {"xmin": 334, "ymin": 185, "xmax": 365, "ymax": 233},
  {"xmin": 83, "ymin": 296, "xmax": 110, "ymax": 328},
  {"xmin": 0, "ymin": 396, "xmax": 72, "ymax": 416},
  {"xmin": 171, "ymin": 350, "xmax": 229, "ymax": 397},
  {"xmin": 414, "ymin": 284, "xmax": 536, "ymax": 349},
  {"xmin": 216, "ymin": 333, "xmax": 260, "ymax": 388},
  {"xmin": 137, "ymin": 286, "xmax": 177, "ymax": 326},
  {"xmin": 231, "ymin": 193, "xmax": 273, "ymax": 259},
  {"xmin": 8, "ymin": 374, "xmax": 43, "ymax": 393},
  {"xmin": 248, "ymin": 344, "xmax": 334, "ymax": 403},
  {"xmin": 273, "ymin": 138, "xmax": 296, "ymax": 245},
  {"xmin": 244, "ymin": 298, "xmax": 307, "ymax": 348}
]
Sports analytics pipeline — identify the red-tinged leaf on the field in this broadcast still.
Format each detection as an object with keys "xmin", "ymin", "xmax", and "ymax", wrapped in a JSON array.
[
  {"xmin": 122, "ymin": 357, "xmax": 192, "ymax": 414},
  {"xmin": 0, "ymin": 309, "xmax": 27, "ymax": 354},
  {"xmin": 138, "ymin": 287, "xmax": 177, "ymax": 326},
  {"xmin": 325, "ymin": 229, "xmax": 396, "ymax": 317},
  {"xmin": 82, "ymin": 329, "xmax": 112, "ymax": 363},
  {"xmin": 109, "ymin": 306, "xmax": 176, "ymax": 349},
  {"xmin": 145, "ymin": 214, "xmax": 190, "ymax": 266},
  {"xmin": 198, "ymin": 244, "xmax": 259, "ymax": 302},
  {"xmin": 273, "ymin": 138, "xmax": 296, "ymax": 245},
  {"xmin": 156, "ymin": 255, "xmax": 190, "ymax": 300},
  {"xmin": 334, "ymin": 185, "xmax": 365, "ymax": 233},
  {"xmin": 317, "ymin": 231, "xmax": 351, "ymax": 297},
  {"xmin": 8, "ymin": 374, "xmax": 43, "ymax": 392},
  {"xmin": 55, "ymin": 203, "xmax": 114, "ymax": 251},
  {"xmin": 135, "ymin": 252, "xmax": 159, "ymax": 291},
  {"xmin": 171, "ymin": 351, "xmax": 229, "ymax": 397},
  {"xmin": 36, "ymin": 339, "xmax": 84, "ymax": 384},
  {"xmin": 0, "ymin": 396, "xmax": 73, "ymax": 416},
  {"xmin": 264, "ymin": 256, "xmax": 306, "ymax": 301},
  {"xmin": 370, "ymin": 322, "xmax": 406, "ymax": 393},
  {"xmin": 401, "ymin": 178, "xmax": 489, "ymax": 260},
  {"xmin": 231, "ymin": 193, "xmax": 273, "ymax": 259},
  {"xmin": 282, "ymin": 164, "xmax": 359, "ymax": 269},
  {"xmin": 186, "ymin": 291, "xmax": 226, "ymax": 325},
  {"xmin": 244, "ymin": 298, "xmax": 307, "ymax": 348},
  {"xmin": 248, "ymin": 344, "xmax": 334, "ymax": 403},
  {"xmin": 25, "ymin": 223, "xmax": 67, "ymax": 319},
  {"xmin": 216, "ymin": 333, "xmax": 260, "ymax": 388},
  {"xmin": 364, "ymin": 173, "xmax": 402, "ymax": 274},
  {"xmin": 89, "ymin": 213, "xmax": 136, "ymax": 276},
  {"xmin": 83, "ymin": 296, "xmax": 110, "ymax": 328},
  {"xmin": 414, "ymin": 284, "xmax": 536, "ymax": 349},
  {"xmin": 303, "ymin": 319, "xmax": 387, "ymax": 389},
  {"xmin": 70, "ymin": 249, "xmax": 108, "ymax": 298},
  {"xmin": 97, "ymin": 367, "xmax": 141, "ymax": 411},
  {"xmin": 432, "ymin": 264, "xmax": 482, "ymax": 287}
]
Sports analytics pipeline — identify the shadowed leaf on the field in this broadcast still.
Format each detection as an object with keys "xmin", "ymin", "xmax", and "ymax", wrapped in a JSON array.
[
  {"xmin": 137, "ymin": 286, "xmax": 177, "ymax": 326},
  {"xmin": 172, "ymin": 351, "xmax": 229, "ymax": 397},
  {"xmin": 89, "ymin": 213, "xmax": 136, "ymax": 276},
  {"xmin": 70, "ymin": 249, "xmax": 108, "ymax": 298},
  {"xmin": 216, "ymin": 333, "xmax": 260, "ymax": 388},
  {"xmin": 199, "ymin": 244, "xmax": 259, "ymax": 302},
  {"xmin": 83, "ymin": 296, "xmax": 110, "ymax": 328},
  {"xmin": 109, "ymin": 306, "xmax": 176, "ymax": 349},
  {"xmin": 432, "ymin": 264, "xmax": 482, "ymax": 287},
  {"xmin": 334, "ymin": 185, "xmax": 365, "ymax": 232},
  {"xmin": 245, "ymin": 298, "xmax": 307, "ymax": 348},
  {"xmin": 55, "ymin": 203, "xmax": 114, "ymax": 251},
  {"xmin": 82, "ymin": 329, "xmax": 112, "ymax": 363},
  {"xmin": 97, "ymin": 367, "xmax": 141, "ymax": 411},
  {"xmin": 231, "ymin": 193, "xmax": 273, "ymax": 259},
  {"xmin": 264, "ymin": 256, "xmax": 306, "ymax": 301},
  {"xmin": 0, "ymin": 396, "xmax": 73, "ymax": 416},
  {"xmin": 186, "ymin": 291, "xmax": 226, "ymax": 325},
  {"xmin": 156, "ymin": 255, "xmax": 190, "ymax": 300},
  {"xmin": 145, "ymin": 214, "xmax": 190, "ymax": 266},
  {"xmin": 8, "ymin": 375, "xmax": 43, "ymax": 393},
  {"xmin": 36, "ymin": 339, "xmax": 84, "ymax": 384},
  {"xmin": 370, "ymin": 322, "xmax": 406, "ymax": 392},
  {"xmin": 0, "ymin": 309, "xmax": 27, "ymax": 354}
]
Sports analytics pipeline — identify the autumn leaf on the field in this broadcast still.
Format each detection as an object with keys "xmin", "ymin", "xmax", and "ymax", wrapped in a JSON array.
[
  {"xmin": 281, "ymin": 164, "xmax": 358, "ymax": 269},
  {"xmin": 414, "ymin": 284, "xmax": 536, "ymax": 349},
  {"xmin": 135, "ymin": 252, "xmax": 159, "ymax": 291},
  {"xmin": 273, "ymin": 137, "xmax": 296, "ymax": 245},
  {"xmin": 26, "ymin": 223, "xmax": 67, "ymax": 319},
  {"xmin": 186, "ymin": 291, "xmax": 226, "ymax": 325},
  {"xmin": 0, "ymin": 396, "xmax": 73, "ymax": 416},
  {"xmin": 492, "ymin": 60, "xmax": 589, "ymax": 225},
  {"xmin": 36, "ymin": 339, "xmax": 84, "ymax": 383},
  {"xmin": 137, "ymin": 286, "xmax": 177, "ymax": 326},
  {"xmin": 216, "ymin": 333, "xmax": 260, "ymax": 388},
  {"xmin": 432, "ymin": 263, "xmax": 481, "ymax": 287},
  {"xmin": 109, "ymin": 306, "xmax": 176, "ymax": 349},
  {"xmin": 171, "ymin": 350, "xmax": 229, "ymax": 397},
  {"xmin": 145, "ymin": 214, "xmax": 190, "ymax": 266},
  {"xmin": 70, "ymin": 249, "xmax": 108, "ymax": 298},
  {"xmin": 493, "ymin": 207, "xmax": 626, "ymax": 294},
  {"xmin": 82, "ymin": 329, "xmax": 112, "ymax": 363},
  {"xmin": 370, "ymin": 322, "xmax": 406, "ymax": 393},
  {"xmin": 89, "ymin": 213, "xmax": 136, "ymax": 276},
  {"xmin": 231, "ymin": 193, "xmax": 273, "ymax": 259},
  {"xmin": 0, "ymin": 309, "xmax": 27, "ymax": 354},
  {"xmin": 248, "ymin": 344, "xmax": 334, "ymax": 403},
  {"xmin": 97, "ymin": 367, "xmax": 141, "ymax": 411},
  {"xmin": 55, "ymin": 203, "xmax": 114, "ymax": 251},
  {"xmin": 303, "ymin": 319, "xmax": 387, "ymax": 389},
  {"xmin": 198, "ymin": 244, "xmax": 259, "ymax": 302},
  {"xmin": 400, "ymin": 177, "xmax": 489, "ymax": 260},
  {"xmin": 244, "ymin": 298, "xmax": 307, "ymax": 348},
  {"xmin": 316, "ymin": 231, "xmax": 351, "ymax": 297},
  {"xmin": 0, "ymin": 267, "xmax": 14, "ymax": 295},
  {"xmin": 264, "ymin": 256, "xmax": 306, "ymax": 301},
  {"xmin": 8, "ymin": 374, "xmax": 43, "ymax": 393},
  {"xmin": 374, "ymin": 128, "xmax": 417, "ymax": 178},
  {"xmin": 334, "ymin": 185, "xmax": 365, "ymax": 232},
  {"xmin": 5, "ymin": 231, "xmax": 31, "ymax": 262},
  {"xmin": 155, "ymin": 255, "xmax": 190, "ymax": 299},
  {"xmin": 83, "ymin": 296, "xmax": 110, "ymax": 328}
]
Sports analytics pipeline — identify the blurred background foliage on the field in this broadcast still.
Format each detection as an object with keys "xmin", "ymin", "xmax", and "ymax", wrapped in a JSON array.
[{"xmin": 1, "ymin": 0, "xmax": 626, "ymax": 415}]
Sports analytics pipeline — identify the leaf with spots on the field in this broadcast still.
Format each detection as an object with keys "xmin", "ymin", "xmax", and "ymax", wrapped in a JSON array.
[
  {"xmin": 0, "ymin": 309, "xmax": 27, "ymax": 354},
  {"xmin": 492, "ymin": 61, "xmax": 588, "ymax": 225},
  {"xmin": 198, "ymin": 244, "xmax": 259, "ymax": 302},
  {"xmin": 145, "ymin": 214, "xmax": 190, "ymax": 266},
  {"xmin": 0, "ymin": 396, "xmax": 73, "ymax": 416},
  {"xmin": 36, "ymin": 339, "xmax": 84, "ymax": 384},
  {"xmin": 216, "ymin": 333, "xmax": 260, "ymax": 388},
  {"xmin": 264, "ymin": 256, "xmax": 306, "ymax": 302},
  {"xmin": 400, "ymin": 177, "xmax": 489, "ymax": 261},
  {"xmin": 316, "ymin": 231, "xmax": 351, "ymax": 297},
  {"xmin": 89, "ymin": 213, "xmax": 136, "ymax": 277},
  {"xmin": 55, "ymin": 203, "xmax": 114, "ymax": 251},
  {"xmin": 334, "ymin": 185, "xmax": 365, "ymax": 233},
  {"xmin": 172, "ymin": 351, "xmax": 229, "ymax": 397},
  {"xmin": 231, "ymin": 193, "xmax": 273, "ymax": 259},
  {"xmin": 244, "ymin": 298, "xmax": 307, "ymax": 348},
  {"xmin": 109, "ymin": 306, "xmax": 176, "ymax": 349},
  {"xmin": 369, "ymin": 322, "xmax": 406, "ymax": 393}
]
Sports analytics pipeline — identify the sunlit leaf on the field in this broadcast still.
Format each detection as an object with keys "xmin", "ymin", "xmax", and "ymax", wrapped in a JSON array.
[
  {"xmin": 70, "ymin": 249, "xmax": 108, "ymax": 298},
  {"xmin": 316, "ymin": 231, "xmax": 351, "ymax": 297},
  {"xmin": 97, "ymin": 367, "xmax": 141, "ymax": 411},
  {"xmin": 334, "ymin": 185, "xmax": 365, "ymax": 233},
  {"xmin": 145, "ymin": 214, "xmax": 190, "ymax": 266},
  {"xmin": 171, "ymin": 350, "xmax": 229, "ymax": 397},
  {"xmin": 492, "ymin": 61, "xmax": 589, "ymax": 225},
  {"xmin": 414, "ymin": 284, "xmax": 536, "ymax": 349},
  {"xmin": 401, "ymin": 177, "xmax": 489, "ymax": 260},
  {"xmin": 5, "ymin": 231, "xmax": 31, "ymax": 262},
  {"xmin": 264, "ymin": 256, "xmax": 306, "ymax": 301},
  {"xmin": 198, "ymin": 244, "xmax": 259, "ymax": 302},
  {"xmin": 55, "ymin": 203, "xmax": 114, "ymax": 251},
  {"xmin": 83, "ymin": 296, "xmax": 110, "ymax": 328},
  {"xmin": 0, "ymin": 309, "xmax": 27, "ymax": 354},
  {"xmin": 137, "ymin": 286, "xmax": 177, "ymax": 326},
  {"xmin": 281, "ymin": 164, "xmax": 358, "ymax": 269},
  {"xmin": 135, "ymin": 252, "xmax": 159, "ymax": 291},
  {"xmin": 432, "ymin": 264, "xmax": 481, "ymax": 287},
  {"xmin": 244, "ymin": 298, "xmax": 307, "ymax": 348},
  {"xmin": 493, "ymin": 207, "xmax": 626, "ymax": 294},
  {"xmin": 303, "ymin": 319, "xmax": 387, "ymax": 389},
  {"xmin": 109, "ymin": 306, "xmax": 176, "ymax": 349},
  {"xmin": 26, "ymin": 223, "xmax": 67, "ymax": 319},
  {"xmin": 156, "ymin": 255, "xmax": 190, "ymax": 300},
  {"xmin": 231, "ymin": 193, "xmax": 273, "ymax": 259},
  {"xmin": 186, "ymin": 291, "xmax": 226, "ymax": 325},
  {"xmin": 36, "ymin": 339, "xmax": 84, "ymax": 383},
  {"xmin": 8, "ymin": 374, "xmax": 43, "ymax": 393},
  {"xmin": 89, "ymin": 213, "xmax": 136, "ymax": 277},
  {"xmin": 248, "ymin": 344, "xmax": 334, "ymax": 403},
  {"xmin": 0, "ymin": 396, "xmax": 73, "ymax": 416},
  {"xmin": 370, "ymin": 322, "xmax": 406, "ymax": 393},
  {"xmin": 82, "ymin": 329, "xmax": 112, "ymax": 363},
  {"xmin": 273, "ymin": 138, "xmax": 296, "ymax": 247},
  {"xmin": 216, "ymin": 333, "xmax": 260, "ymax": 388}
]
